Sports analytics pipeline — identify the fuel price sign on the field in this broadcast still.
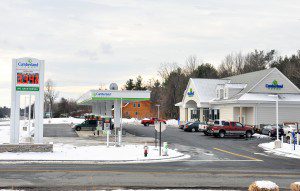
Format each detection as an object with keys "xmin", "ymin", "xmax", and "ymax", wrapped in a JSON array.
[{"xmin": 13, "ymin": 58, "xmax": 43, "ymax": 92}]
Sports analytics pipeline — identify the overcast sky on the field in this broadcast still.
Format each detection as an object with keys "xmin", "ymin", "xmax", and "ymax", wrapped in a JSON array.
[{"xmin": 1, "ymin": 0, "xmax": 300, "ymax": 107}]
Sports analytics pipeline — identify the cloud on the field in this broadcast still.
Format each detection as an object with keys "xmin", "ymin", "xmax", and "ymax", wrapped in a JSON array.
[{"xmin": 1, "ymin": 0, "xmax": 300, "ymax": 106}]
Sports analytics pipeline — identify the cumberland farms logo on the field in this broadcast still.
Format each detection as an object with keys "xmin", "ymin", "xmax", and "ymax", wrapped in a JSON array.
[
  {"xmin": 265, "ymin": 80, "xmax": 283, "ymax": 89},
  {"xmin": 17, "ymin": 59, "xmax": 39, "ymax": 68},
  {"xmin": 93, "ymin": 92, "xmax": 112, "ymax": 97},
  {"xmin": 187, "ymin": 88, "xmax": 194, "ymax": 97}
]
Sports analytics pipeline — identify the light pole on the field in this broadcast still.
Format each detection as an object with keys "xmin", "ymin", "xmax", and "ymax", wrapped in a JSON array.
[
  {"xmin": 156, "ymin": 104, "xmax": 160, "ymax": 119},
  {"xmin": 269, "ymin": 94, "xmax": 279, "ymax": 140}
]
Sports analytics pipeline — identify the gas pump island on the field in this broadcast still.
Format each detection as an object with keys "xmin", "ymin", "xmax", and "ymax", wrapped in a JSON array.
[{"xmin": 77, "ymin": 84, "xmax": 151, "ymax": 145}]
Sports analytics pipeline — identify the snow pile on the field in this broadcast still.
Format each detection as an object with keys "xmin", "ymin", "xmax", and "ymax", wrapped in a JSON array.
[
  {"xmin": 44, "ymin": 117, "xmax": 84, "ymax": 125},
  {"xmin": 291, "ymin": 182, "xmax": 300, "ymax": 191},
  {"xmin": 0, "ymin": 144, "xmax": 188, "ymax": 162},
  {"xmin": 252, "ymin": 133, "xmax": 270, "ymax": 139},
  {"xmin": 0, "ymin": 126, "xmax": 10, "ymax": 144},
  {"xmin": 259, "ymin": 141, "xmax": 300, "ymax": 159},
  {"xmin": 166, "ymin": 119, "xmax": 179, "ymax": 126},
  {"xmin": 122, "ymin": 118, "xmax": 141, "ymax": 125},
  {"xmin": 249, "ymin": 181, "xmax": 279, "ymax": 191}
]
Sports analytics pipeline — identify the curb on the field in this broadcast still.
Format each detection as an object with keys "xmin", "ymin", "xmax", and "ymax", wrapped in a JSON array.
[
  {"xmin": 0, "ymin": 154, "xmax": 190, "ymax": 165},
  {"xmin": 259, "ymin": 144, "xmax": 300, "ymax": 158}
]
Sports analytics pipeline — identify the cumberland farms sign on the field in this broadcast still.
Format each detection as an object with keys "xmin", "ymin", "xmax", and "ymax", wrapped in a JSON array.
[
  {"xmin": 265, "ymin": 80, "xmax": 283, "ymax": 89},
  {"xmin": 14, "ymin": 58, "xmax": 43, "ymax": 92},
  {"xmin": 187, "ymin": 88, "xmax": 194, "ymax": 97}
]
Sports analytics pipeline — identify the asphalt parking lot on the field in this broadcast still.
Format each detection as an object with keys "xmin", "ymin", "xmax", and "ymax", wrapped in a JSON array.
[{"xmin": 43, "ymin": 124, "xmax": 78, "ymax": 137}]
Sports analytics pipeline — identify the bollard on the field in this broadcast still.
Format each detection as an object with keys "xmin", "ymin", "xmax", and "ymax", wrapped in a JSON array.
[
  {"xmin": 281, "ymin": 136, "xmax": 284, "ymax": 145},
  {"xmin": 118, "ymin": 130, "xmax": 122, "ymax": 146},
  {"xmin": 106, "ymin": 130, "xmax": 110, "ymax": 147}
]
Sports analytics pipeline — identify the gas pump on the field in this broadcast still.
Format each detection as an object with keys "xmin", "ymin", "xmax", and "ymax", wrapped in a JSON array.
[
  {"xmin": 102, "ymin": 117, "xmax": 112, "ymax": 147},
  {"xmin": 102, "ymin": 117, "xmax": 112, "ymax": 131}
]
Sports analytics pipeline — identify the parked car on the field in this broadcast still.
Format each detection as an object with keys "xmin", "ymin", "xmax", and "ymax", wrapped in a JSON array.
[
  {"xmin": 183, "ymin": 121, "xmax": 201, "ymax": 132},
  {"xmin": 282, "ymin": 124, "xmax": 298, "ymax": 135},
  {"xmin": 179, "ymin": 122, "xmax": 192, "ymax": 129},
  {"xmin": 141, "ymin": 118, "xmax": 167, "ymax": 126},
  {"xmin": 206, "ymin": 121, "xmax": 254, "ymax": 138},
  {"xmin": 73, "ymin": 120, "xmax": 98, "ymax": 131},
  {"xmin": 285, "ymin": 131, "xmax": 300, "ymax": 143},
  {"xmin": 73, "ymin": 119, "xmax": 114, "ymax": 131},
  {"xmin": 261, "ymin": 124, "xmax": 284, "ymax": 137},
  {"xmin": 198, "ymin": 122, "xmax": 208, "ymax": 132},
  {"xmin": 203, "ymin": 120, "xmax": 228, "ymax": 136}
]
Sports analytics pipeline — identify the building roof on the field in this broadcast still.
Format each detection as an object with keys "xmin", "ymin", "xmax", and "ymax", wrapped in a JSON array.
[
  {"xmin": 191, "ymin": 78, "xmax": 228, "ymax": 103},
  {"xmin": 223, "ymin": 68, "xmax": 275, "ymax": 95}
]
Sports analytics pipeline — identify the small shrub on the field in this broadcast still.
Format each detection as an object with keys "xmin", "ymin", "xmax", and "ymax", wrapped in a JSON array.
[
  {"xmin": 291, "ymin": 182, "xmax": 300, "ymax": 191},
  {"xmin": 249, "ymin": 181, "xmax": 279, "ymax": 191}
]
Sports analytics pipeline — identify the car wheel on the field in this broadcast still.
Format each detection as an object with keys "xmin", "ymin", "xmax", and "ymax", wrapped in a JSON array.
[
  {"xmin": 268, "ymin": 131, "xmax": 272, "ymax": 137},
  {"xmin": 286, "ymin": 136, "xmax": 290, "ymax": 143},
  {"xmin": 219, "ymin": 131, "xmax": 225, "ymax": 138},
  {"xmin": 204, "ymin": 131, "xmax": 209, "ymax": 136},
  {"xmin": 246, "ymin": 131, "xmax": 252, "ymax": 138},
  {"xmin": 75, "ymin": 126, "xmax": 81, "ymax": 131},
  {"xmin": 146, "ymin": 123, "xmax": 150, "ymax": 126},
  {"xmin": 143, "ymin": 124, "xmax": 147, "ymax": 127}
]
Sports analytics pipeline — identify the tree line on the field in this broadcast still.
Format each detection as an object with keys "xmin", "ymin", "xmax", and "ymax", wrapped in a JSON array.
[{"xmin": 125, "ymin": 50, "xmax": 300, "ymax": 119}]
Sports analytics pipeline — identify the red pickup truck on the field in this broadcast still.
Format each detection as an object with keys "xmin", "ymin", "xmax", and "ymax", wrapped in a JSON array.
[
  {"xmin": 206, "ymin": 121, "xmax": 254, "ymax": 138},
  {"xmin": 141, "ymin": 118, "xmax": 167, "ymax": 126}
]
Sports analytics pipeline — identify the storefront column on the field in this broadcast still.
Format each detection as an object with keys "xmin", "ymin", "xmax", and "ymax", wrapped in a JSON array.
[
  {"xmin": 114, "ymin": 100, "xmax": 121, "ymax": 129},
  {"xmin": 199, "ymin": 108, "xmax": 203, "ymax": 122},
  {"xmin": 239, "ymin": 107, "xmax": 243, "ymax": 123}
]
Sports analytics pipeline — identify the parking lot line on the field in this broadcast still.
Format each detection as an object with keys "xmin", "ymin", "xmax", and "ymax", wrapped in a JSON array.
[{"xmin": 213, "ymin": 148, "xmax": 263, "ymax": 161}]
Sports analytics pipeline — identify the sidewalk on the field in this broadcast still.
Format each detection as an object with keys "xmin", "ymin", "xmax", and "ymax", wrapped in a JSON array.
[
  {"xmin": 0, "ymin": 122, "xmax": 189, "ymax": 164},
  {"xmin": 259, "ymin": 141, "xmax": 300, "ymax": 159}
]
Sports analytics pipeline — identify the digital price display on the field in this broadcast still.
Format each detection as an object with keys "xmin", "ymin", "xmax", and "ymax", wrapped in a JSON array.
[{"xmin": 17, "ymin": 73, "xmax": 39, "ymax": 85}]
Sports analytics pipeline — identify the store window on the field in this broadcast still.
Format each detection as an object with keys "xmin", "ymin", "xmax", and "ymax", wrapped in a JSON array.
[{"xmin": 220, "ymin": 89, "xmax": 224, "ymax": 99}]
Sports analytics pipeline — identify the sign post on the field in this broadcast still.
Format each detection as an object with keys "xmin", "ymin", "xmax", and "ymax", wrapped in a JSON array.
[
  {"xmin": 155, "ymin": 121, "xmax": 166, "ymax": 156},
  {"xmin": 10, "ymin": 58, "xmax": 44, "ymax": 144}
]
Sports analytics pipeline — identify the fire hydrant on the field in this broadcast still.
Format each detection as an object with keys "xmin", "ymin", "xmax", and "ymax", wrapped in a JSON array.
[{"xmin": 144, "ymin": 143, "xmax": 149, "ymax": 157}]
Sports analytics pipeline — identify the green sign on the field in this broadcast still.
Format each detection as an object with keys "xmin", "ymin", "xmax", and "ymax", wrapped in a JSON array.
[
  {"xmin": 265, "ymin": 80, "xmax": 283, "ymax": 89},
  {"xmin": 16, "ymin": 86, "xmax": 39, "ymax": 92}
]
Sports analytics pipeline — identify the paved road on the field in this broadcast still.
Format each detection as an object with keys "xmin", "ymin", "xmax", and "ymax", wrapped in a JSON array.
[{"xmin": 0, "ymin": 124, "xmax": 299, "ymax": 190}]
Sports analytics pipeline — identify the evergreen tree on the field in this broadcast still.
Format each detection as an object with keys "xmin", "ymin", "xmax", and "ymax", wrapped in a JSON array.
[{"xmin": 125, "ymin": 79, "xmax": 135, "ymax": 90}]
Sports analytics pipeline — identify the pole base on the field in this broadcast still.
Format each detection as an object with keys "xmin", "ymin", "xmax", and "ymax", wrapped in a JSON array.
[{"xmin": 274, "ymin": 140, "xmax": 282, "ymax": 149}]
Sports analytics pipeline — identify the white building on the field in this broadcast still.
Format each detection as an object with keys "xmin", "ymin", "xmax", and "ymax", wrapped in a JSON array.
[{"xmin": 176, "ymin": 68, "xmax": 300, "ymax": 127}]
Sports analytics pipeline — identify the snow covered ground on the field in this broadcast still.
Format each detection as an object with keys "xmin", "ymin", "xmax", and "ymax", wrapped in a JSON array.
[
  {"xmin": 252, "ymin": 133, "xmax": 270, "ymax": 139},
  {"xmin": 0, "ymin": 118, "xmax": 188, "ymax": 163},
  {"xmin": 259, "ymin": 141, "xmax": 300, "ymax": 159},
  {"xmin": 0, "ymin": 144, "xmax": 188, "ymax": 162}
]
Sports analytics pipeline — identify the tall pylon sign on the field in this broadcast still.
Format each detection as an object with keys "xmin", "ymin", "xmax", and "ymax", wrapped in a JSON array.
[{"xmin": 10, "ymin": 57, "xmax": 45, "ymax": 144}]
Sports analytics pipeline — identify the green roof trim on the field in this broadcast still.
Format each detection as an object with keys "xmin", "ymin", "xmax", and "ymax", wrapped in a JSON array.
[
  {"xmin": 92, "ymin": 97, "xmax": 150, "ymax": 101},
  {"xmin": 78, "ymin": 97, "xmax": 150, "ymax": 104}
]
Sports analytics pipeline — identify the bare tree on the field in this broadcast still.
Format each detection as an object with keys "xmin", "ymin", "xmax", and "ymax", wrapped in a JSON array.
[
  {"xmin": 184, "ymin": 55, "xmax": 199, "ymax": 75},
  {"xmin": 44, "ymin": 79, "xmax": 59, "ymax": 115}
]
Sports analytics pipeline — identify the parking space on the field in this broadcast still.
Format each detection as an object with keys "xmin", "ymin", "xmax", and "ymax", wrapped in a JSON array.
[{"xmin": 124, "ymin": 124, "xmax": 272, "ymax": 161}]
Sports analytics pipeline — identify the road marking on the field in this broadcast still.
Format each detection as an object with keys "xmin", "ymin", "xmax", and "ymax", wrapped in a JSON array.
[
  {"xmin": 180, "ymin": 159, "xmax": 263, "ymax": 162},
  {"xmin": 213, "ymin": 148, "xmax": 263, "ymax": 161},
  {"xmin": 254, "ymin": 152, "xmax": 269, "ymax": 157}
]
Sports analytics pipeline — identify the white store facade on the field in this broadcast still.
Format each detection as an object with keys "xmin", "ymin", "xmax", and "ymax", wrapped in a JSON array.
[{"xmin": 176, "ymin": 68, "xmax": 300, "ymax": 127}]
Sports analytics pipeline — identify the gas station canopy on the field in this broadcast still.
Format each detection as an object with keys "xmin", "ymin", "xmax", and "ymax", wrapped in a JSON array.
[
  {"xmin": 77, "ymin": 89, "xmax": 150, "ymax": 135},
  {"xmin": 78, "ymin": 90, "xmax": 151, "ymax": 105}
]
